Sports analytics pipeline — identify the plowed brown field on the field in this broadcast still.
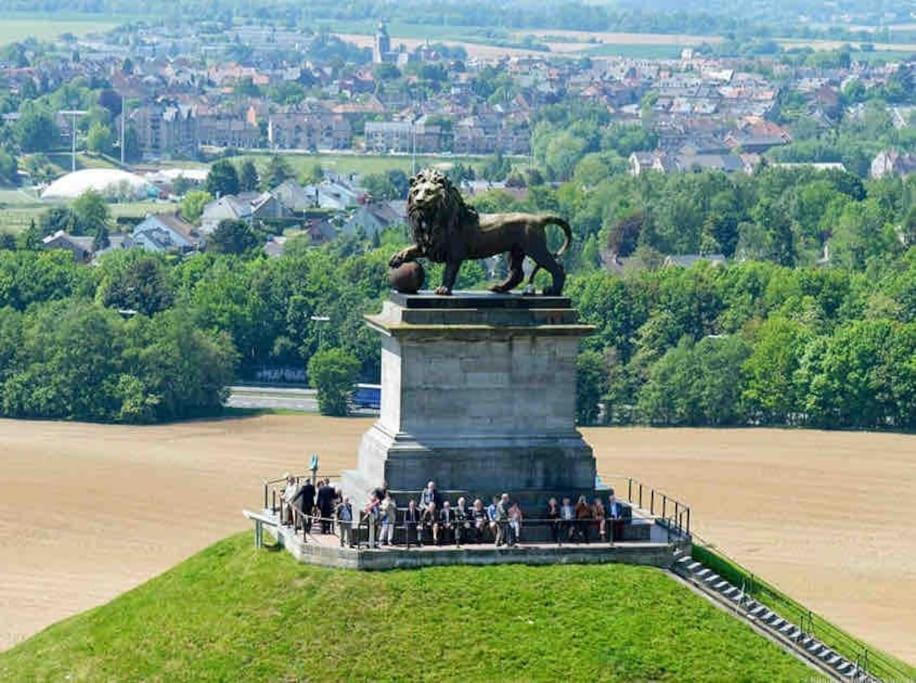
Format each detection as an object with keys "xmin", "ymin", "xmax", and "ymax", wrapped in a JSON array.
[{"xmin": 0, "ymin": 416, "xmax": 912, "ymax": 663}]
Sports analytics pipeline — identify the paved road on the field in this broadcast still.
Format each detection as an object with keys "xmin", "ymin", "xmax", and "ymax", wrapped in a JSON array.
[
  {"xmin": 226, "ymin": 386, "xmax": 378, "ymax": 416},
  {"xmin": 226, "ymin": 386, "xmax": 319, "ymax": 412}
]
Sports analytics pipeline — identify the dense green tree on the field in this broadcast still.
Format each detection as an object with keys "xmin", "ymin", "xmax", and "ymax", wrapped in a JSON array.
[
  {"xmin": 86, "ymin": 122, "xmax": 114, "ymax": 156},
  {"xmin": 14, "ymin": 108, "xmax": 58, "ymax": 153},
  {"xmin": 206, "ymin": 160, "xmax": 240, "ymax": 198},
  {"xmin": 308, "ymin": 347, "xmax": 360, "ymax": 416},
  {"xmin": 96, "ymin": 251, "xmax": 174, "ymax": 316},
  {"xmin": 742, "ymin": 317, "xmax": 812, "ymax": 424},
  {"xmin": 260, "ymin": 155, "xmax": 293, "ymax": 190},
  {"xmin": 238, "ymin": 159, "xmax": 259, "ymax": 192},
  {"xmin": 71, "ymin": 190, "xmax": 110, "ymax": 235},
  {"xmin": 0, "ymin": 147, "xmax": 17, "ymax": 185},
  {"xmin": 208, "ymin": 219, "xmax": 260, "ymax": 255},
  {"xmin": 181, "ymin": 190, "xmax": 213, "ymax": 223}
]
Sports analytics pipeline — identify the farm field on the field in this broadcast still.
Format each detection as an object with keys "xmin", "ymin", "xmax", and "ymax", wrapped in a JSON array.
[
  {"xmin": 0, "ymin": 415, "xmax": 912, "ymax": 663},
  {"xmin": 334, "ymin": 20, "xmax": 916, "ymax": 59}
]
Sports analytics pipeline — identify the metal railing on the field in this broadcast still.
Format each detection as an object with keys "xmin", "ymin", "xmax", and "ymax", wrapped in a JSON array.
[
  {"xmin": 276, "ymin": 506, "xmax": 646, "ymax": 550},
  {"xmin": 690, "ymin": 533, "xmax": 915, "ymax": 683},
  {"xmin": 599, "ymin": 474, "xmax": 691, "ymax": 539}
]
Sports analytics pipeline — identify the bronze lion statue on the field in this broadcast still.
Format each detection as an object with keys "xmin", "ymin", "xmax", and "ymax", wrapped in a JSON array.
[{"xmin": 388, "ymin": 168, "xmax": 572, "ymax": 296}]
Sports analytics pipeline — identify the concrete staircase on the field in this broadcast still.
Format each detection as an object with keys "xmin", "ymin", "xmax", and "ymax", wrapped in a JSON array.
[{"xmin": 671, "ymin": 549, "xmax": 878, "ymax": 682}]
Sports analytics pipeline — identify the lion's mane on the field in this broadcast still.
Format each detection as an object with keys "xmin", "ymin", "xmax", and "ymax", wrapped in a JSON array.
[{"xmin": 406, "ymin": 169, "xmax": 479, "ymax": 263}]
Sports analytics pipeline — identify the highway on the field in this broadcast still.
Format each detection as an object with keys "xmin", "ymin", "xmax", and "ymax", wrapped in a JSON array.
[
  {"xmin": 226, "ymin": 386, "xmax": 379, "ymax": 415},
  {"xmin": 226, "ymin": 385, "xmax": 319, "ymax": 412}
]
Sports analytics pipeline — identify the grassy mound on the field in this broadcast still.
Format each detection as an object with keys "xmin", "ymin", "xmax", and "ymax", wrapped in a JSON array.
[{"xmin": 0, "ymin": 534, "xmax": 811, "ymax": 681}]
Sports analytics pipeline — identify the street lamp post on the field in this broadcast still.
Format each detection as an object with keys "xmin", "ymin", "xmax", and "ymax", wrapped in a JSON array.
[{"xmin": 59, "ymin": 109, "xmax": 88, "ymax": 173}]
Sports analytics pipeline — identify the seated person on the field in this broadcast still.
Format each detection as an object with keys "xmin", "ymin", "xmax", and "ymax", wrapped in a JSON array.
[
  {"xmin": 471, "ymin": 498, "xmax": 488, "ymax": 543},
  {"xmin": 592, "ymin": 497, "xmax": 606, "ymax": 541},
  {"xmin": 421, "ymin": 501, "xmax": 438, "ymax": 545},
  {"xmin": 486, "ymin": 496, "xmax": 500, "ymax": 541},
  {"xmin": 574, "ymin": 495, "xmax": 593, "ymax": 543},
  {"xmin": 404, "ymin": 499, "xmax": 422, "ymax": 546},
  {"xmin": 438, "ymin": 500, "xmax": 456, "ymax": 545},
  {"xmin": 454, "ymin": 497, "xmax": 471, "ymax": 546}
]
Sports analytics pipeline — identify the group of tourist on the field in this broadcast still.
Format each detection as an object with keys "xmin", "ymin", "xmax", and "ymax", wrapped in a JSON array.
[{"xmin": 280, "ymin": 477, "xmax": 627, "ymax": 549}]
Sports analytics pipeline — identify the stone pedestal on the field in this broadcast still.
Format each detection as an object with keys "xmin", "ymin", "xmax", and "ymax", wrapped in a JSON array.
[{"xmin": 342, "ymin": 292, "xmax": 596, "ymax": 508}]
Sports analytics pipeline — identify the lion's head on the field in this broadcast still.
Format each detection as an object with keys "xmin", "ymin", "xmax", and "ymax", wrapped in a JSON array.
[{"xmin": 406, "ymin": 168, "xmax": 478, "ymax": 263}]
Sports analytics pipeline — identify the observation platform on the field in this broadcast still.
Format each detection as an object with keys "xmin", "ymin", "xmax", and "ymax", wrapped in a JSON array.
[{"xmin": 267, "ymin": 522, "xmax": 688, "ymax": 571}]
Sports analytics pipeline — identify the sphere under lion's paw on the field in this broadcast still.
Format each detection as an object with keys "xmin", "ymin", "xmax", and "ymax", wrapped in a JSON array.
[{"xmin": 389, "ymin": 261, "xmax": 425, "ymax": 294}]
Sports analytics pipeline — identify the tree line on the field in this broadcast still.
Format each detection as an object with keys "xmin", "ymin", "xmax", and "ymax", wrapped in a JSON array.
[
  {"xmin": 571, "ymin": 257, "xmax": 915, "ymax": 430},
  {"xmin": 0, "ymin": 161, "xmax": 913, "ymax": 426}
]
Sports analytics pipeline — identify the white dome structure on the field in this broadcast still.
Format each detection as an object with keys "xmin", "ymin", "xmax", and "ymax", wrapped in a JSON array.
[{"xmin": 41, "ymin": 169, "xmax": 157, "ymax": 201}]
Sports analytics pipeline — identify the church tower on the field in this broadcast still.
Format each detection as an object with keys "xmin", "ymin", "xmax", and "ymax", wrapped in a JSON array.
[{"xmin": 373, "ymin": 21, "xmax": 391, "ymax": 64}]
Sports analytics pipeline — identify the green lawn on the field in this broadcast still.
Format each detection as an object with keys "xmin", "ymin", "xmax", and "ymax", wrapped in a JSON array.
[
  {"xmin": 0, "ymin": 533, "xmax": 812, "ymax": 681},
  {"xmin": 238, "ymin": 150, "xmax": 497, "ymax": 178},
  {"xmin": 0, "ymin": 13, "xmax": 120, "ymax": 47},
  {"xmin": 0, "ymin": 200, "xmax": 175, "ymax": 235}
]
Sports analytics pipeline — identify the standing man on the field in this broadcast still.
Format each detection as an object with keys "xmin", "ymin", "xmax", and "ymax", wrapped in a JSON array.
[
  {"xmin": 336, "ymin": 496, "xmax": 354, "ymax": 548},
  {"xmin": 317, "ymin": 478, "xmax": 336, "ymax": 534},
  {"xmin": 495, "ymin": 493, "xmax": 510, "ymax": 547},
  {"xmin": 291, "ymin": 477, "xmax": 316, "ymax": 534},
  {"xmin": 380, "ymin": 491, "xmax": 398, "ymax": 546},
  {"xmin": 281, "ymin": 474, "xmax": 299, "ymax": 526}
]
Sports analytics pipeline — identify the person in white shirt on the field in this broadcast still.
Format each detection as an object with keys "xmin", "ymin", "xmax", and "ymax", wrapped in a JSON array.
[
  {"xmin": 281, "ymin": 474, "xmax": 299, "ymax": 527},
  {"xmin": 560, "ymin": 497, "xmax": 575, "ymax": 542},
  {"xmin": 380, "ymin": 493, "xmax": 398, "ymax": 546}
]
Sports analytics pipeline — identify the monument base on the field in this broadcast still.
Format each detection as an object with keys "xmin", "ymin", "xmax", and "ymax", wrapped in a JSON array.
[{"xmin": 342, "ymin": 292, "xmax": 596, "ymax": 511}]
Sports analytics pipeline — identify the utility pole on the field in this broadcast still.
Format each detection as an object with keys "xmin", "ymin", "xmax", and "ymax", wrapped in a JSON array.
[
  {"xmin": 120, "ymin": 95, "xmax": 126, "ymax": 166},
  {"xmin": 59, "ymin": 109, "xmax": 87, "ymax": 173}
]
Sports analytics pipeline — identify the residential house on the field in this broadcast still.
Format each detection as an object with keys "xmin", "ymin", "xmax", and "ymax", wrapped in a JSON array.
[
  {"xmin": 132, "ymin": 212, "xmax": 199, "ymax": 253},
  {"xmin": 41, "ymin": 230, "xmax": 94, "ymax": 263},
  {"xmin": 200, "ymin": 191, "xmax": 288, "ymax": 233},
  {"xmin": 272, "ymin": 180, "xmax": 318, "ymax": 213},
  {"xmin": 663, "ymin": 254, "xmax": 726, "ymax": 268},
  {"xmin": 341, "ymin": 201, "xmax": 405, "ymax": 238},
  {"xmin": 870, "ymin": 150, "xmax": 916, "ymax": 179},
  {"xmin": 315, "ymin": 177, "xmax": 363, "ymax": 211},
  {"xmin": 629, "ymin": 151, "xmax": 677, "ymax": 175}
]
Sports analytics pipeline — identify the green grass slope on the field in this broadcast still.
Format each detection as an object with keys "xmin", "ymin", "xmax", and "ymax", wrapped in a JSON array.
[{"xmin": 0, "ymin": 534, "xmax": 813, "ymax": 682}]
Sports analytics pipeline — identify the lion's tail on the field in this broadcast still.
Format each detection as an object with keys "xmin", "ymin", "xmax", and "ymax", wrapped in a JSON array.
[{"xmin": 545, "ymin": 216, "xmax": 572, "ymax": 258}]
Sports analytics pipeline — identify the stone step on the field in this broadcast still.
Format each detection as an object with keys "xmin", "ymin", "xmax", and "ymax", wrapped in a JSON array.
[
  {"xmin": 713, "ymin": 580, "xmax": 730, "ymax": 590},
  {"xmin": 676, "ymin": 555, "xmax": 692, "ymax": 565},
  {"xmin": 695, "ymin": 568, "xmax": 711, "ymax": 578},
  {"xmin": 686, "ymin": 561, "xmax": 702, "ymax": 571},
  {"xmin": 817, "ymin": 648, "xmax": 836, "ymax": 660},
  {"xmin": 836, "ymin": 661, "xmax": 854, "ymax": 675},
  {"xmin": 749, "ymin": 605, "xmax": 768, "ymax": 617},
  {"xmin": 827, "ymin": 654, "xmax": 842, "ymax": 665},
  {"xmin": 721, "ymin": 586, "xmax": 739, "ymax": 598},
  {"xmin": 703, "ymin": 573, "xmax": 721, "ymax": 584}
]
